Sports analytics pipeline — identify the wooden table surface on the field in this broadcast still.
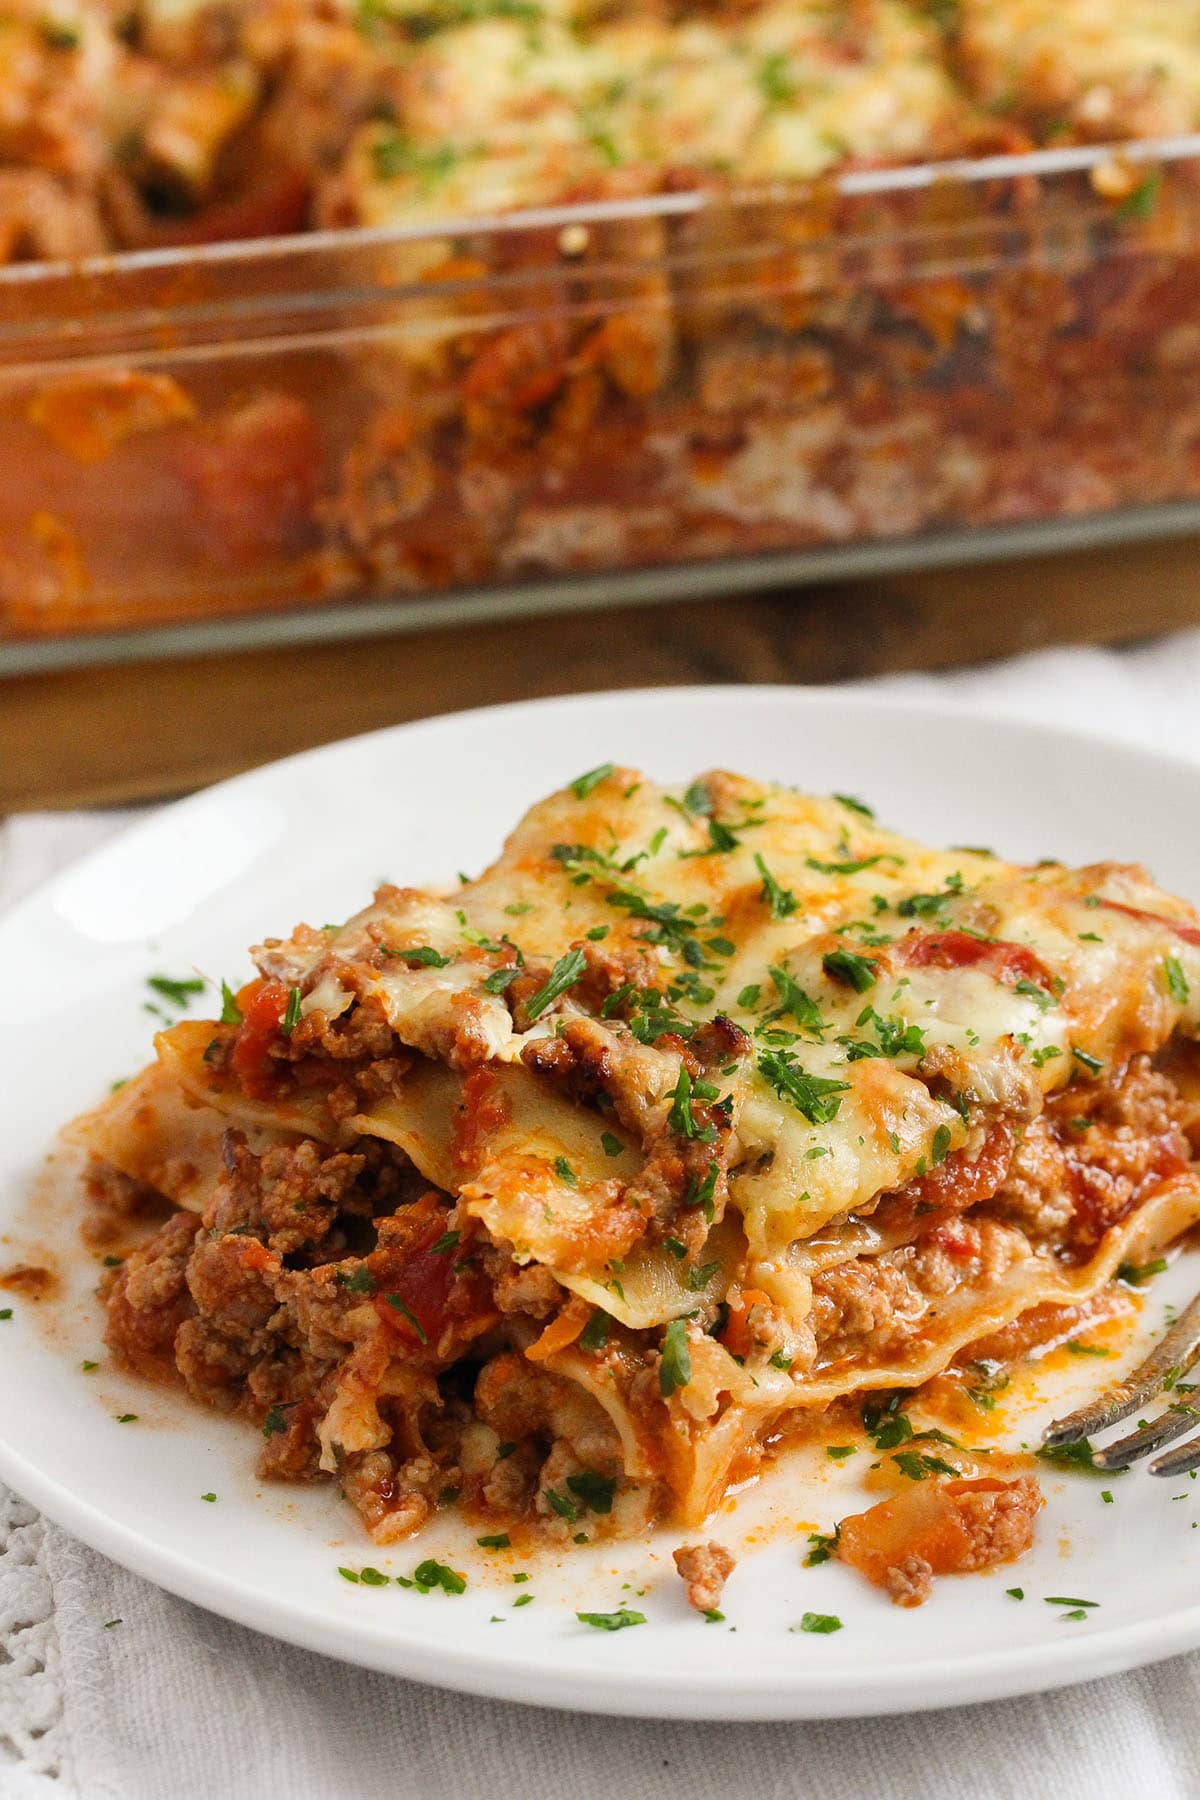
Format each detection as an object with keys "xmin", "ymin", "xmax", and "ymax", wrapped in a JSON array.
[{"xmin": 5, "ymin": 532, "xmax": 1200, "ymax": 812}]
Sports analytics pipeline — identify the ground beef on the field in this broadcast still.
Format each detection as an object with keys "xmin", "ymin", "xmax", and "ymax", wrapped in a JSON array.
[
  {"xmin": 104, "ymin": 1210, "xmax": 202, "ymax": 1378},
  {"xmin": 810, "ymin": 1217, "xmax": 1028, "ymax": 1365},
  {"xmin": 883, "ymin": 1554, "xmax": 933, "ymax": 1608},
  {"xmin": 991, "ymin": 1054, "xmax": 1191, "ymax": 1253},
  {"xmin": 673, "ymin": 1541, "xmax": 736, "ymax": 1613},
  {"xmin": 208, "ymin": 1134, "xmax": 370, "ymax": 1256}
]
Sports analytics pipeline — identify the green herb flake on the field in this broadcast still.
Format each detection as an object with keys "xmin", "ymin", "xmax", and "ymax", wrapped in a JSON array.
[
  {"xmin": 1066, "ymin": 1340, "xmax": 1111, "ymax": 1358},
  {"xmin": 579, "ymin": 1309, "xmax": 609, "ymax": 1352},
  {"xmin": 1116, "ymin": 170, "xmax": 1161, "ymax": 221},
  {"xmin": 412, "ymin": 1559, "xmax": 467, "ymax": 1595},
  {"xmin": 1164, "ymin": 956, "xmax": 1190, "ymax": 1005},
  {"xmin": 1101, "ymin": 1491, "xmax": 1114, "ymax": 1504},
  {"xmin": 793, "ymin": 1612, "xmax": 842, "ymax": 1635},
  {"xmin": 219, "ymin": 980, "xmax": 243, "ymax": 1025},
  {"xmin": 261, "ymin": 1405, "xmax": 290, "ymax": 1438},
  {"xmin": 81, "ymin": 1359, "xmax": 98, "ymax": 1371},
  {"xmin": 754, "ymin": 853, "xmax": 799, "ymax": 921},
  {"xmin": 703, "ymin": 1608, "xmax": 725, "ymax": 1623},
  {"xmin": 482, "ymin": 967, "xmax": 520, "ymax": 994},
  {"xmin": 201, "ymin": 1492, "xmax": 217, "ymax": 1502},
  {"xmin": 512, "ymin": 1593, "xmax": 534, "ymax": 1608},
  {"xmin": 660, "ymin": 1318, "xmax": 692, "ymax": 1397},
  {"xmin": 553, "ymin": 1156, "xmax": 578, "ymax": 1187},
  {"xmin": 758, "ymin": 1047, "xmax": 849, "ymax": 1124},
  {"xmin": 930, "ymin": 1124, "xmax": 952, "ymax": 1166},
  {"xmin": 430, "ymin": 1231, "xmax": 460, "ymax": 1254},
  {"xmin": 524, "ymin": 947, "xmax": 587, "ymax": 1021},
  {"xmin": 0, "ymin": 1309, "xmax": 12, "ymax": 1322},
  {"xmin": 384, "ymin": 1294, "xmax": 428, "ymax": 1343},
  {"xmin": 1072, "ymin": 1047, "xmax": 1104, "ymax": 1076},
  {"xmin": 1117, "ymin": 1258, "xmax": 1169, "ymax": 1286},
  {"xmin": 566, "ymin": 1471, "xmax": 616, "ymax": 1514},
  {"xmin": 281, "ymin": 986, "xmax": 303, "ymax": 1035},
  {"xmin": 1044, "ymin": 1595, "xmax": 1099, "ymax": 1608},
  {"xmin": 114, "ymin": 1413, "xmax": 138, "ymax": 1424},
  {"xmin": 569, "ymin": 763, "xmax": 615, "ymax": 800},
  {"xmin": 1006, "ymin": 1587, "xmax": 1024, "ymax": 1600},
  {"xmin": 825, "ymin": 1445, "xmax": 855, "ymax": 1460},
  {"xmin": 477, "ymin": 1533, "xmax": 511, "ymax": 1548},
  {"xmin": 147, "ymin": 973, "xmax": 205, "ymax": 1009},
  {"xmin": 834, "ymin": 794, "xmax": 875, "ymax": 819},
  {"xmin": 737, "ymin": 984, "xmax": 762, "ymax": 1009},
  {"xmin": 576, "ymin": 1608, "xmax": 646, "ymax": 1631}
]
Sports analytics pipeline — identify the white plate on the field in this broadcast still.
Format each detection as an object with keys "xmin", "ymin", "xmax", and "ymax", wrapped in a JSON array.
[{"xmin": 5, "ymin": 685, "xmax": 1200, "ymax": 1721}]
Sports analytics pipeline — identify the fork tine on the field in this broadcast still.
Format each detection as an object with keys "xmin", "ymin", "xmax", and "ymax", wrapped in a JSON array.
[
  {"xmin": 1041, "ymin": 1291, "xmax": 1200, "ymax": 1449},
  {"xmin": 1091, "ymin": 1403, "xmax": 1200, "ymax": 1470},
  {"xmin": 1150, "ymin": 1421, "xmax": 1200, "ymax": 1477}
]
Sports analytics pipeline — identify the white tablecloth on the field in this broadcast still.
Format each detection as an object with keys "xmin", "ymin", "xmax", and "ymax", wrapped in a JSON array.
[{"xmin": 8, "ymin": 633, "xmax": 1200, "ymax": 1800}]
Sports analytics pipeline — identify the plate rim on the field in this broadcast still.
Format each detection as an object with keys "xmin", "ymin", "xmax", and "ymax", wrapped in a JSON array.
[{"xmin": 6, "ymin": 681, "xmax": 1200, "ymax": 1719}]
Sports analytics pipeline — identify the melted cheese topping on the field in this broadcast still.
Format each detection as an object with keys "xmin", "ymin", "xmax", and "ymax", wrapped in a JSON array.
[
  {"xmin": 348, "ymin": 0, "xmax": 959, "ymax": 227},
  {"xmin": 227, "ymin": 766, "xmax": 1200, "ymax": 1297},
  {"xmin": 958, "ymin": 0, "xmax": 1200, "ymax": 138}
]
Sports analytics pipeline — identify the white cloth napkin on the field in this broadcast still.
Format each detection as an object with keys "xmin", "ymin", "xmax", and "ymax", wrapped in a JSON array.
[{"xmin": 9, "ymin": 631, "xmax": 1200, "ymax": 1800}]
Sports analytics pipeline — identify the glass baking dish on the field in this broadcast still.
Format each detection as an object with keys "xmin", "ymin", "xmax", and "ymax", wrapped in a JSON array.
[{"xmin": 4, "ymin": 134, "xmax": 1200, "ymax": 674}]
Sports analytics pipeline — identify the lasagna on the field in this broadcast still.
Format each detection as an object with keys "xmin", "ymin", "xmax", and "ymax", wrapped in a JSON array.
[{"xmin": 69, "ymin": 767, "xmax": 1200, "ymax": 1575}]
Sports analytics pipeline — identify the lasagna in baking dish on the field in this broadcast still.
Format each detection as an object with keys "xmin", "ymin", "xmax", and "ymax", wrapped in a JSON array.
[{"xmin": 70, "ymin": 768, "xmax": 1200, "ymax": 1555}]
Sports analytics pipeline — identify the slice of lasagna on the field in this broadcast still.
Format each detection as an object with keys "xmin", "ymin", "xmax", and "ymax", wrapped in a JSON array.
[{"xmin": 69, "ymin": 767, "xmax": 1200, "ymax": 1553}]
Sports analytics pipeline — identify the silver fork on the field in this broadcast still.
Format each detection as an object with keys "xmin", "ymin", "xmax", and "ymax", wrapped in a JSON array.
[{"xmin": 1041, "ymin": 1294, "xmax": 1200, "ymax": 1475}]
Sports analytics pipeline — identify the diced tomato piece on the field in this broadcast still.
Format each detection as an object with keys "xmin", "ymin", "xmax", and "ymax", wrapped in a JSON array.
[
  {"xmin": 1097, "ymin": 899, "xmax": 1200, "ymax": 948},
  {"xmin": 230, "ymin": 978, "xmax": 289, "ymax": 1100},
  {"xmin": 372, "ymin": 1195, "xmax": 460, "ymax": 1350},
  {"xmin": 900, "ymin": 929, "xmax": 1052, "ymax": 989}
]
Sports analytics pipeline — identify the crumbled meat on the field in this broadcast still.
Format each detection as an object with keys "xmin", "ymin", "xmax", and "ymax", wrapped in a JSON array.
[
  {"xmin": 208, "ymin": 1133, "xmax": 370, "ymax": 1255},
  {"xmin": 883, "ymin": 1554, "xmax": 934, "ymax": 1608},
  {"xmin": 951, "ymin": 1474, "xmax": 1044, "ymax": 1570},
  {"xmin": 673, "ymin": 1540, "xmax": 736, "ymax": 1613},
  {"xmin": 104, "ymin": 1210, "xmax": 202, "ymax": 1378}
]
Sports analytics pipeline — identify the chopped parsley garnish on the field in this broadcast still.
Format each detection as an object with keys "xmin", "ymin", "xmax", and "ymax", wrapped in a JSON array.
[
  {"xmin": 737, "ymin": 984, "xmax": 762, "ymax": 1009},
  {"xmin": 554, "ymin": 1156, "xmax": 578, "ymax": 1187},
  {"xmin": 686, "ymin": 1260, "xmax": 721, "ymax": 1292},
  {"xmin": 1067, "ymin": 1340, "xmax": 1110, "ymax": 1358},
  {"xmin": 822, "ymin": 948, "xmax": 878, "ymax": 992},
  {"xmin": 757, "ymin": 1048, "xmax": 849, "ymax": 1124},
  {"xmin": 413, "ymin": 1559, "xmax": 466, "ymax": 1595},
  {"xmin": 384, "ymin": 1295, "xmax": 428, "ymax": 1343},
  {"xmin": 359, "ymin": 1566, "xmax": 389, "ymax": 1586},
  {"xmin": 1164, "ymin": 956, "xmax": 1190, "ymax": 1005},
  {"xmin": 566, "ymin": 1470, "xmax": 616, "ymax": 1514},
  {"xmin": 834, "ymin": 794, "xmax": 875, "ymax": 819},
  {"xmin": 261, "ymin": 1405, "xmax": 291, "ymax": 1437},
  {"xmin": 703, "ymin": 1608, "xmax": 725, "ymax": 1623},
  {"xmin": 524, "ymin": 948, "xmax": 587, "ymax": 1021},
  {"xmin": 754, "ymin": 853, "xmax": 799, "ymax": 921},
  {"xmin": 512, "ymin": 1593, "xmax": 534, "ymax": 1608},
  {"xmin": 0, "ymin": 1310, "xmax": 11, "ymax": 1322},
  {"xmin": 767, "ymin": 966, "xmax": 827, "ymax": 1034},
  {"xmin": 659, "ymin": 1318, "xmax": 691, "ymax": 1397},
  {"xmin": 666, "ymin": 1066, "xmax": 719, "ymax": 1142},
  {"xmin": 81, "ymin": 1359, "xmax": 98, "ymax": 1370},
  {"xmin": 1116, "ymin": 171, "xmax": 1161, "ymax": 221},
  {"xmin": 586, "ymin": 925, "xmax": 609, "ymax": 941},
  {"xmin": 482, "ymin": 967, "xmax": 520, "ymax": 994},
  {"xmin": 930, "ymin": 1124, "xmax": 952, "ymax": 1167},
  {"xmin": 281, "ymin": 987, "xmax": 303, "ymax": 1034},
  {"xmin": 756, "ymin": 48, "xmax": 796, "ymax": 103},
  {"xmin": 335, "ymin": 1265, "xmax": 375, "ymax": 1294},
  {"xmin": 370, "ymin": 131, "xmax": 457, "ymax": 187},
  {"xmin": 1014, "ymin": 978, "xmax": 1055, "ymax": 1012},
  {"xmin": 794, "ymin": 1612, "xmax": 842, "ymax": 1634},
  {"xmin": 682, "ymin": 780, "xmax": 712, "ymax": 816},
  {"xmin": 769, "ymin": 1350, "xmax": 793, "ymax": 1371},
  {"xmin": 201, "ymin": 1492, "xmax": 216, "ymax": 1502},
  {"xmin": 896, "ymin": 876, "xmax": 964, "ymax": 918},
  {"xmin": 804, "ymin": 1529, "xmax": 839, "ymax": 1567},
  {"xmin": 219, "ymin": 980, "xmax": 243, "ymax": 1024},
  {"xmin": 1035, "ymin": 1437, "xmax": 1113, "ymax": 1475},
  {"xmin": 430, "ymin": 1231, "xmax": 460, "ymax": 1254},
  {"xmin": 577, "ymin": 1608, "xmax": 646, "ymax": 1631},
  {"xmin": 826, "ymin": 1445, "xmax": 855, "ymax": 1460},
  {"xmin": 147, "ymin": 973, "xmax": 205, "ymax": 1008},
  {"xmin": 1117, "ymin": 1257, "xmax": 1169, "ymax": 1286},
  {"xmin": 546, "ymin": 1489, "xmax": 579, "ymax": 1523},
  {"xmin": 600, "ymin": 1132, "xmax": 624, "ymax": 1158},
  {"xmin": 684, "ymin": 1160, "xmax": 719, "ymax": 1220},
  {"xmin": 807, "ymin": 855, "xmax": 882, "ymax": 877},
  {"xmin": 579, "ymin": 1309, "xmax": 609, "ymax": 1352},
  {"xmin": 114, "ymin": 1413, "xmax": 138, "ymax": 1424},
  {"xmin": 1006, "ymin": 1587, "xmax": 1024, "ymax": 1600},
  {"xmin": 477, "ymin": 1533, "xmax": 511, "ymax": 1548},
  {"xmin": 394, "ymin": 944, "xmax": 451, "ymax": 967},
  {"xmin": 892, "ymin": 1450, "xmax": 960, "ymax": 1481},
  {"xmin": 569, "ymin": 762, "xmax": 615, "ymax": 800},
  {"xmin": 1072, "ymin": 1047, "xmax": 1104, "ymax": 1075}
]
